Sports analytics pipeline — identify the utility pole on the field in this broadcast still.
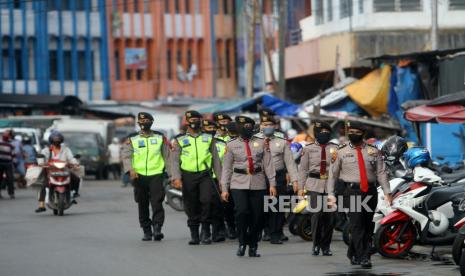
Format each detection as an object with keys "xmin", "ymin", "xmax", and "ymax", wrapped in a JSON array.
[
  {"xmin": 259, "ymin": 1, "xmax": 278, "ymax": 93},
  {"xmin": 431, "ymin": 0, "xmax": 438, "ymax": 50},
  {"xmin": 277, "ymin": 0, "xmax": 287, "ymax": 100},
  {"xmin": 246, "ymin": 0, "xmax": 258, "ymax": 98}
]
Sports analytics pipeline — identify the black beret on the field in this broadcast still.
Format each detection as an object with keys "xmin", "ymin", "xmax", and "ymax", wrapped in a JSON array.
[
  {"xmin": 185, "ymin": 110, "xmax": 202, "ymax": 119},
  {"xmin": 258, "ymin": 107, "xmax": 276, "ymax": 118},
  {"xmin": 260, "ymin": 115, "xmax": 276, "ymax": 124},
  {"xmin": 313, "ymin": 121, "xmax": 331, "ymax": 133},
  {"xmin": 137, "ymin": 112, "xmax": 153, "ymax": 121},
  {"xmin": 235, "ymin": 115, "xmax": 255, "ymax": 126},
  {"xmin": 202, "ymin": 119, "xmax": 217, "ymax": 127},
  {"xmin": 213, "ymin": 112, "xmax": 232, "ymax": 122},
  {"xmin": 347, "ymin": 121, "xmax": 365, "ymax": 132}
]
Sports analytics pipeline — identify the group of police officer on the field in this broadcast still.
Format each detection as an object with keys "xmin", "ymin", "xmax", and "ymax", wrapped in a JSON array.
[{"xmin": 122, "ymin": 110, "xmax": 392, "ymax": 268}]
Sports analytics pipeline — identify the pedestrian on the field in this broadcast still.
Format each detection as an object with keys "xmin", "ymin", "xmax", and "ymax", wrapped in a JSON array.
[
  {"xmin": 213, "ymin": 112, "xmax": 237, "ymax": 240},
  {"xmin": 0, "ymin": 130, "xmax": 15, "ymax": 199},
  {"xmin": 256, "ymin": 115, "xmax": 299, "ymax": 244},
  {"xmin": 327, "ymin": 121, "xmax": 392, "ymax": 268},
  {"xmin": 22, "ymin": 136, "xmax": 37, "ymax": 166},
  {"xmin": 298, "ymin": 121, "xmax": 338, "ymax": 256},
  {"xmin": 171, "ymin": 110, "xmax": 222, "ymax": 245},
  {"xmin": 220, "ymin": 115, "xmax": 277, "ymax": 257},
  {"xmin": 12, "ymin": 133, "xmax": 26, "ymax": 188},
  {"xmin": 121, "ymin": 113, "xmax": 171, "ymax": 241},
  {"xmin": 108, "ymin": 137, "xmax": 122, "ymax": 180}
]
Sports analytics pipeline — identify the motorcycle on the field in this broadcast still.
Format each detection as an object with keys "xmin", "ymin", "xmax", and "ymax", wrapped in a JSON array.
[
  {"xmin": 452, "ymin": 215, "xmax": 465, "ymax": 265},
  {"xmin": 374, "ymin": 165, "xmax": 465, "ymax": 258},
  {"xmin": 43, "ymin": 160, "xmax": 77, "ymax": 216}
]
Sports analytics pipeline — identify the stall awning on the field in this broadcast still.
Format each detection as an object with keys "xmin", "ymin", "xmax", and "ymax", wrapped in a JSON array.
[{"xmin": 405, "ymin": 104, "xmax": 465, "ymax": 123}]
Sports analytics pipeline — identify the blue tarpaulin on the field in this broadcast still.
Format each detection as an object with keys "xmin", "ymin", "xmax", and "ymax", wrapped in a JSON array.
[
  {"xmin": 421, "ymin": 123, "xmax": 465, "ymax": 167},
  {"xmin": 322, "ymin": 97, "xmax": 367, "ymax": 115},
  {"xmin": 261, "ymin": 94, "xmax": 300, "ymax": 116}
]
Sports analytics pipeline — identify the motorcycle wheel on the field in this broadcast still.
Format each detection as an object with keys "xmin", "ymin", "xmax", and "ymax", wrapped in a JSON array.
[
  {"xmin": 288, "ymin": 214, "xmax": 302, "ymax": 236},
  {"xmin": 342, "ymin": 222, "xmax": 351, "ymax": 246},
  {"xmin": 53, "ymin": 209, "xmax": 58, "ymax": 216},
  {"xmin": 167, "ymin": 194, "xmax": 184, "ymax": 212},
  {"xmin": 460, "ymin": 248, "xmax": 465, "ymax": 276},
  {"xmin": 453, "ymin": 233, "xmax": 465, "ymax": 265},
  {"xmin": 374, "ymin": 221, "xmax": 415, "ymax": 258},
  {"xmin": 57, "ymin": 193, "xmax": 65, "ymax": 216},
  {"xmin": 297, "ymin": 214, "xmax": 313, "ymax": 241}
]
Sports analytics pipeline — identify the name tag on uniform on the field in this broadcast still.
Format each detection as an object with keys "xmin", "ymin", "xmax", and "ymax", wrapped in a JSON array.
[
  {"xmin": 183, "ymin": 139, "xmax": 190, "ymax": 146},
  {"xmin": 202, "ymin": 135, "xmax": 209, "ymax": 143},
  {"xmin": 138, "ymin": 140, "xmax": 146, "ymax": 148},
  {"xmin": 150, "ymin": 139, "xmax": 158, "ymax": 145}
]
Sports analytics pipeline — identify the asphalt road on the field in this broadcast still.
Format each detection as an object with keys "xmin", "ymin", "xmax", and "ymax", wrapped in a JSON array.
[{"xmin": 0, "ymin": 180, "xmax": 460, "ymax": 276}]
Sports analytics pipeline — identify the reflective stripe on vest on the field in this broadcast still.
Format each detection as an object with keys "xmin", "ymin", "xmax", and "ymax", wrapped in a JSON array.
[
  {"xmin": 176, "ymin": 133, "xmax": 212, "ymax": 172},
  {"xmin": 130, "ymin": 134, "xmax": 165, "ymax": 176}
]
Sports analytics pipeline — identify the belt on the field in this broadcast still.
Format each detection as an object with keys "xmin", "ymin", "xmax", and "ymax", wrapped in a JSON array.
[
  {"xmin": 343, "ymin": 181, "xmax": 375, "ymax": 189},
  {"xmin": 233, "ymin": 167, "xmax": 262, "ymax": 175},
  {"xmin": 308, "ymin": 172, "xmax": 328, "ymax": 180}
]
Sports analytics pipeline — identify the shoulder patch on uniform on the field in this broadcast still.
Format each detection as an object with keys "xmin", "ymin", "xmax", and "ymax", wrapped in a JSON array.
[
  {"xmin": 329, "ymin": 141, "xmax": 339, "ymax": 146},
  {"xmin": 254, "ymin": 132, "xmax": 265, "ymax": 139},
  {"xmin": 331, "ymin": 150, "xmax": 338, "ymax": 163},
  {"xmin": 274, "ymin": 132, "xmax": 285, "ymax": 139},
  {"xmin": 338, "ymin": 144, "xmax": 347, "ymax": 150}
]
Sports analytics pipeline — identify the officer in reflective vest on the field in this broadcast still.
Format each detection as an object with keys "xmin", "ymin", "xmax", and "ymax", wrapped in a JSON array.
[
  {"xmin": 171, "ymin": 110, "xmax": 222, "ymax": 245},
  {"xmin": 121, "ymin": 112, "xmax": 171, "ymax": 241}
]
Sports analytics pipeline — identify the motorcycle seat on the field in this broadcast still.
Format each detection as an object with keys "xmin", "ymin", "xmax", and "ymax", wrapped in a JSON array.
[
  {"xmin": 426, "ymin": 185, "xmax": 465, "ymax": 210},
  {"xmin": 441, "ymin": 170, "xmax": 465, "ymax": 183}
]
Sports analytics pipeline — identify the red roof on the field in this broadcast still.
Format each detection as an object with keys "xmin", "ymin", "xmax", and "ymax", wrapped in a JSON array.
[{"xmin": 404, "ymin": 104, "xmax": 465, "ymax": 123}]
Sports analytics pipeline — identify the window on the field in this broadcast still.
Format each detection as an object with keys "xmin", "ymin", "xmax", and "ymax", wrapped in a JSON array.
[
  {"xmin": 76, "ymin": 0, "xmax": 86, "ymax": 11},
  {"xmin": 49, "ymin": 50, "xmax": 58, "ymax": 80},
  {"xmin": 64, "ymin": 51, "xmax": 72, "ymax": 80},
  {"xmin": 216, "ymin": 41, "xmax": 223, "ymax": 78},
  {"xmin": 13, "ymin": 0, "xmax": 21, "ymax": 9},
  {"xmin": 123, "ymin": 0, "xmax": 129, "ymax": 12},
  {"xmin": 340, "ymin": 0, "xmax": 353, "ymax": 18},
  {"xmin": 314, "ymin": 0, "xmax": 324, "ymax": 25},
  {"xmin": 223, "ymin": 0, "xmax": 229, "ymax": 14},
  {"xmin": 165, "ymin": 0, "xmax": 170, "ymax": 13},
  {"xmin": 115, "ymin": 51, "xmax": 121, "ymax": 80},
  {"xmin": 143, "ymin": 1, "xmax": 150, "ymax": 13},
  {"xmin": 167, "ymin": 49, "xmax": 172, "ymax": 79},
  {"xmin": 225, "ymin": 41, "xmax": 231, "ymax": 78},
  {"xmin": 134, "ymin": 0, "xmax": 139, "ymax": 13},
  {"xmin": 176, "ymin": 49, "xmax": 182, "ymax": 66},
  {"xmin": 136, "ymin": 69, "xmax": 143, "ymax": 80},
  {"xmin": 175, "ymin": 0, "xmax": 180, "ymax": 13},
  {"xmin": 359, "ymin": 0, "xmax": 364, "ymax": 13},
  {"xmin": 327, "ymin": 0, "xmax": 333, "ymax": 21},
  {"xmin": 187, "ymin": 49, "xmax": 192, "ymax": 69},
  {"xmin": 126, "ymin": 69, "xmax": 132, "ymax": 80},
  {"xmin": 450, "ymin": 0, "xmax": 465, "ymax": 10},
  {"xmin": 374, "ymin": 0, "xmax": 421, "ymax": 12},
  {"xmin": 185, "ymin": 0, "xmax": 190, "ymax": 13},
  {"xmin": 194, "ymin": 0, "xmax": 201, "ymax": 14},
  {"xmin": 47, "ymin": 0, "xmax": 56, "ymax": 11}
]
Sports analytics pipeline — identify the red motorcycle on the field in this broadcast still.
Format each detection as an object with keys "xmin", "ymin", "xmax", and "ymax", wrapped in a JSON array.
[{"xmin": 44, "ymin": 160, "xmax": 76, "ymax": 216}]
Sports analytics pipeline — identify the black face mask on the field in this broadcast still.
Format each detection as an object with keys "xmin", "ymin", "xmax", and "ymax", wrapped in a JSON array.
[
  {"xmin": 189, "ymin": 121, "xmax": 201, "ymax": 130},
  {"xmin": 52, "ymin": 141, "xmax": 61, "ymax": 147},
  {"xmin": 348, "ymin": 133, "xmax": 364, "ymax": 144},
  {"xmin": 139, "ymin": 122, "xmax": 153, "ymax": 131},
  {"xmin": 205, "ymin": 130, "xmax": 216, "ymax": 135},
  {"xmin": 316, "ymin": 132, "xmax": 331, "ymax": 144},
  {"xmin": 239, "ymin": 127, "xmax": 254, "ymax": 139}
]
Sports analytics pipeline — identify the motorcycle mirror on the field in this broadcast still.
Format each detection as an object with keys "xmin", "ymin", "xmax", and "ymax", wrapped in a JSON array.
[{"xmin": 36, "ymin": 154, "xmax": 45, "ymax": 158}]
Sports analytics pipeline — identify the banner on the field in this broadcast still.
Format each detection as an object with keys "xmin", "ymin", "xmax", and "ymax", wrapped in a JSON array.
[{"xmin": 125, "ymin": 48, "xmax": 147, "ymax": 70}]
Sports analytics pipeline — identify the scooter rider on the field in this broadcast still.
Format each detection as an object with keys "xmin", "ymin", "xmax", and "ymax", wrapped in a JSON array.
[
  {"xmin": 327, "ymin": 121, "xmax": 392, "ymax": 268},
  {"xmin": 35, "ymin": 131, "xmax": 80, "ymax": 213}
]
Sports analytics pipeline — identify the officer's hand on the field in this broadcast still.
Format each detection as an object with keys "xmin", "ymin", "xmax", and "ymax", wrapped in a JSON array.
[
  {"xmin": 385, "ymin": 194, "xmax": 393, "ymax": 206},
  {"xmin": 172, "ymin": 179, "xmax": 182, "ymax": 189},
  {"xmin": 327, "ymin": 195, "xmax": 337, "ymax": 209},
  {"xmin": 129, "ymin": 169, "xmax": 138, "ymax": 180},
  {"xmin": 269, "ymin": 186, "xmax": 277, "ymax": 197},
  {"xmin": 292, "ymin": 181, "xmax": 299, "ymax": 194},
  {"xmin": 221, "ymin": 191, "xmax": 229, "ymax": 202},
  {"xmin": 298, "ymin": 190, "xmax": 306, "ymax": 197}
]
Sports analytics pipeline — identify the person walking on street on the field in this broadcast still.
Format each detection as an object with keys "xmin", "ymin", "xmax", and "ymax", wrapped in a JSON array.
[
  {"xmin": 298, "ymin": 121, "xmax": 338, "ymax": 256},
  {"xmin": 0, "ymin": 130, "xmax": 15, "ymax": 199},
  {"xmin": 220, "ymin": 116, "xmax": 277, "ymax": 257},
  {"xmin": 171, "ymin": 110, "xmax": 222, "ymax": 245},
  {"xmin": 256, "ymin": 115, "xmax": 299, "ymax": 244},
  {"xmin": 108, "ymin": 137, "xmax": 122, "ymax": 180},
  {"xmin": 327, "ymin": 121, "xmax": 392, "ymax": 268},
  {"xmin": 121, "ymin": 113, "xmax": 171, "ymax": 241}
]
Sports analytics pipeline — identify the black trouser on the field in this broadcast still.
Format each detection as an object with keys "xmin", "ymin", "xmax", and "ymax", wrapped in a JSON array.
[
  {"xmin": 344, "ymin": 184, "xmax": 378, "ymax": 261},
  {"xmin": 0, "ymin": 163, "xmax": 14, "ymax": 195},
  {"xmin": 133, "ymin": 174, "xmax": 165, "ymax": 231},
  {"xmin": 223, "ymin": 191, "xmax": 235, "ymax": 230},
  {"xmin": 210, "ymin": 179, "xmax": 225, "ymax": 231},
  {"xmin": 231, "ymin": 189, "xmax": 266, "ymax": 248},
  {"xmin": 309, "ymin": 191, "xmax": 334, "ymax": 250},
  {"xmin": 181, "ymin": 170, "xmax": 213, "ymax": 227},
  {"xmin": 268, "ymin": 170, "xmax": 287, "ymax": 240},
  {"xmin": 38, "ymin": 170, "xmax": 80, "ymax": 201},
  {"xmin": 109, "ymin": 163, "xmax": 121, "ymax": 180}
]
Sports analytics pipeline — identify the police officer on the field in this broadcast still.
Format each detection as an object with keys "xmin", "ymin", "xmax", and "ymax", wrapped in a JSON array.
[
  {"xmin": 327, "ymin": 121, "xmax": 392, "ymax": 268},
  {"xmin": 258, "ymin": 107, "xmax": 287, "ymax": 139},
  {"xmin": 122, "ymin": 112, "xmax": 171, "ymax": 241},
  {"xmin": 220, "ymin": 116, "xmax": 277, "ymax": 258},
  {"xmin": 171, "ymin": 111, "xmax": 222, "ymax": 245},
  {"xmin": 257, "ymin": 115, "xmax": 299, "ymax": 244},
  {"xmin": 212, "ymin": 112, "xmax": 237, "ymax": 240},
  {"xmin": 298, "ymin": 121, "xmax": 338, "ymax": 256}
]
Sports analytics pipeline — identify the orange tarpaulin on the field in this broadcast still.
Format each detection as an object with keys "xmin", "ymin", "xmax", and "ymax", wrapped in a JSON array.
[{"xmin": 345, "ymin": 66, "xmax": 391, "ymax": 117}]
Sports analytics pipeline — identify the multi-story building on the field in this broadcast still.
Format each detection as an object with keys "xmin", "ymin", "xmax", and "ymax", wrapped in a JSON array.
[
  {"xmin": 107, "ymin": 0, "xmax": 237, "ymax": 101},
  {"xmin": 0, "ymin": 0, "xmax": 110, "ymax": 101},
  {"xmin": 283, "ymin": 0, "xmax": 465, "ymax": 101}
]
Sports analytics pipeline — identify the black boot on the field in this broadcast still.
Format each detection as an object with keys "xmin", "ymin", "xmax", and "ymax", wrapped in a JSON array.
[
  {"xmin": 312, "ymin": 246, "xmax": 320, "ymax": 256},
  {"xmin": 322, "ymin": 249, "xmax": 333, "ymax": 256},
  {"xmin": 189, "ymin": 226, "xmax": 200, "ymax": 245},
  {"xmin": 262, "ymin": 229, "xmax": 271, "ymax": 242},
  {"xmin": 35, "ymin": 207, "xmax": 46, "ymax": 213},
  {"xmin": 350, "ymin": 256, "xmax": 361, "ymax": 265},
  {"xmin": 212, "ymin": 224, "xmax": 226, "ymax": 243},
  {"xmin": 248, "ymin": 246, "xmax": 261, "ymax": 257},
  {"xmin": 142, "ymin": 228, "xmax": 152, "ymax": 241},
  {"xmin": 361, "ymin": 258, "xmax": 372, "ymax": 268},
  {"xmin": 200, "ymin": 223, "xmax": 212, "ymax": 244},
  {"xmin": 227, "ymin": 224, "xmax": 237, "ymax": 239},
  {"xmin": 153, "ymin": 224, "xmax": 164, "ymax": 241},
  {"xmin": 270, "ymin": 233, "xmax": 283, "ymax": 244},
  {"xmin": 280, "ymin": 232, "xmax": 289, "ymax": 242},
  {"xmin": 236, "ymin": 244, "xmax": 247, "ymax": 257}
]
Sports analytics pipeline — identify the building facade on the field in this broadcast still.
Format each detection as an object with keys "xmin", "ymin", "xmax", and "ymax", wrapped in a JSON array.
[
  {"xmin": 0, "ymin": 0, "xmax": 110, "ymax": 101},
  {"xmin": 282, "ymin": 0, "xmax": 465, "ymax": 101}
]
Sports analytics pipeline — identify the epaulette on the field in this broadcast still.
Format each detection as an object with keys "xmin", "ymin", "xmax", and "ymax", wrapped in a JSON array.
[
  {"xmin": 338, "ymin": 144, "xmax": 347, "ymax": 150},
  {"xmin": 367, "ymin": 143, "xmax": 378, "ymax": 148},
  {"xmin": 226, "ymin": 137, "xmax": 238, "ymax": 145},
  {"xmin": 328, "ymin": 141, "xmax": 339, "ymax": 146},
  {"xmin": 254, "ymin": 132, "xmax": 265, "ymax": 139},
  {"xmin": 274, "ymin": 131, "xmax": 286, "ymax": 139},
  {"xmin": 151, "ymin": 130, "xmax": 165, "ymax": 137},
  {"xmin": 303, "ymin": 142, "xmax": 315, "ymax": 148},
  {"xmin": 174, "ymin": 133, "xmax": 186, "ymax": 139}
]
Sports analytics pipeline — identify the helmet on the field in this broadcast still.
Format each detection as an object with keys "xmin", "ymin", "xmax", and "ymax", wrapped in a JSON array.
[
  {"xmin": 48, "ymin": 130, "xmax": 64, "ymax": 145},
  {"xmin": 290, "ymin": 142, "xmax": 303, "ymax": 161},
  {"xmin": 382, "ymin": 136, "xmax": 408, "ymax": 165},
  {"xmin": 403, "ymin": 147, "xmax": 430, "ymax": 169}
]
